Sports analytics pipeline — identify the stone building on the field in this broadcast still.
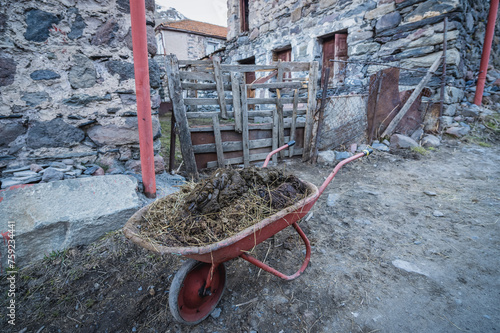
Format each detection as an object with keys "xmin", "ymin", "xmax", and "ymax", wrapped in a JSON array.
[
  {"xmin": 224, "ymin": 0, "xmax": 500, "ymax": 149},
  {"xmin": 155, "ymin": 20, "xmax": 227, "ymax": 59},
  {"xmin": 0, "ymin": 0, "xmax": 164, "ymax": 185}
]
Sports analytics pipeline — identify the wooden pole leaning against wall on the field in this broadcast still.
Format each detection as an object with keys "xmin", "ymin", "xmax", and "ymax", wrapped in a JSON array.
[
  {"xmin": 303, "ymin": 61, "xmax": 319, "ymax": 162},
  {"xmin": 129, "ymin": 0, "xmax": 156, "ymax": 198},
  {"xmin": 164, "ymin": 54, "xmax": 199, "ymax": 180}
]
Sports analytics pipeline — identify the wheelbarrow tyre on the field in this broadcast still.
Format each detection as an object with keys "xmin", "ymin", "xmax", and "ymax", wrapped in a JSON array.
[{"xmin": 169, "ymin": 259, "xmax": 226, "ymax": 325}]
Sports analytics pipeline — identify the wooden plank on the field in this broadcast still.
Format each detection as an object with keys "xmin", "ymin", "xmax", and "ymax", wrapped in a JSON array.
[
  {"xmin": 164, "ymin": 54, "xmax": 199, "ymax": 179},
  {"xmin": 231, "ymin": 72, "xmax": 243, "ymax": 133},
  {"xmin": 180, "ymin": 71, "xmax": 231, "ymax": 82},
  {"xmin": 276, "ymin": 61, "xmax": 285, "ymax": 159},
  {"xmin": 240, "ymin": 83, "xmax": 250, "ymax": 167},
  {"xmin": 313, "ymin": 67, "xmax": 331, "ymax": 164},
  {"xmin": 206, "ymin": 149, "xmax": 303, "ymax": 168},
  {"xmin": 248, "ymin": 97, "xmax": 308, "ymax": 104},
  {"xmin": 184, "ymin": 98, "xmax": 234, "ymax": 105},
  {"xmin": 213, "ymin": 57, "xmax": 228, "ymax": 119},
  {"xmin": 181, "ymin": 82, "xmax": 232, "ymax": 91},
  {"xmin": 381, "ymin": 52, "xmax": 443, "ymax": 138},
  {"xmin": 289, "ymin": 89, "xmax": 299, "ymax": 157},
  {"xmin": 185, "ymin": 108, "xmax": 307, "ymax": 119},
  {"xmin": 303, "ymin": 61, "xmax": 319, "ymax": 162},
  {"xmin": 272, "ymin": 106, "xmax": 278, "ymax": 164},
  {"xmin": 188, "ymin": 122, "xmax": 305, "ymax": 132},
  {"xmin": 212, "ymin": 114, "xmax": 225, "ymax": 167},
  {"xmin": 246, "ymin": 82, "xmax": 304, "ymax": 89},
  {"xmin": 193, "ymin": 137, "xmax": 288, "ymax": 154},
  {"xmin": 220, "ymin": 62, "xmax": 311, "ymax": 73},
  {"xmin": 178, "ymin": 60, "xmax": 212, "ymax": 66}
]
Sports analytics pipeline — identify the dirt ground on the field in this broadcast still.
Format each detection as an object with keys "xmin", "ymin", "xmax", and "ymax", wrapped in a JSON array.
[{"xmin": 1, "ymin": 139, "xmax": 499, "ymax": 333}]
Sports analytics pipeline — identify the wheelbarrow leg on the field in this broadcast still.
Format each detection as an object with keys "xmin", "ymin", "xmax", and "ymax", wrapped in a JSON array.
[{"xmin": 240, "ymin": 222, "xmax": 311, "ymax": 281}]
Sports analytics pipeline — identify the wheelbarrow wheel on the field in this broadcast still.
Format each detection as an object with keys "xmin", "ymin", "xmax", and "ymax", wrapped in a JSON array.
[{"xmin": 169, "ymin": 259, "xmax": 226, "ymax": 325}]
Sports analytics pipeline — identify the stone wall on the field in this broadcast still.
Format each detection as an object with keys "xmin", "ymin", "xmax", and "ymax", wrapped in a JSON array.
[
  {"xmin": 0, "ymin": 0, "xmax": 164, "ymax": 181},
  {"xmin": 224, "ymin": 0, "xmax": 499, "ymax": 149}
]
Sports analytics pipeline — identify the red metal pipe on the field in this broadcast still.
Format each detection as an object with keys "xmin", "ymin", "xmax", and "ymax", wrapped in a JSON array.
[
  {"xmin": 130, "ymin": 0, "xmax": 156, "ymax": 198},
  {"xmin": 474, "ymin": 0, "xmax": 499, "ymax": 105}
]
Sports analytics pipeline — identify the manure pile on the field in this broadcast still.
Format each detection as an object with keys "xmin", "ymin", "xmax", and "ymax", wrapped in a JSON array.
[{"xmin": 141, "ymin": 167, "xmax": 309, "ymax": 247}]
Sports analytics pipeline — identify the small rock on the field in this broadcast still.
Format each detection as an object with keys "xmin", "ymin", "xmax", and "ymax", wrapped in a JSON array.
[
  {"xmin": 372, "ymin": 143, "xmax": 390, "ymax": 152},
  {"xmin": 83, "ymin": 165, "xmax": 99, "ymax": 175},
  {"xmin": 154, "ymin": 155, "xmax": 166, "ymax": 174},
  {"xmin": 210, "ymin": 307, "xmax": 222, "ymax": 319},
  {"xmin": 49, "ymin": 161, "xmax": 68, "ymax": 169},
  {"xmin": 317, "ymin": 150, "xmax": 336, "ymax": 165},
  {"xmin": 421, "ymin": 134, "xmax": 441, "ymax": 148},
  {"xmin": 410, "ymin": 128, "xmax": 424, "ymax": 142},
  {"xmin": 354, "ymin": 218, "xmax": 372, "ymax": 225},
  {"xmin": 392, "ymin": 259, "xmax": 429, "ymax": 276},
  {"xmin": 382, "ymin": 139, "xmax": 390, "ymax": 146},
  {"xmin": 424, "ymin": 191, "xmax": 437, "ymax": 196},
  {"xmin": 92, "ymin": 167, "xmax": 105, "ymax": 176},
  {"xmin": 13, "ymin": 170, "xmax": 38, "ymax": 177},
  {"xmin": 446, "ymin": 126, "xmax": 470, "ymax": 137},
  {"xmin": 326, "ymin": 193, "xmax": 338, "ymax": 207},
  {"xmin": 350, "ymin": 143, "xmax": 357, "ymax": 153},
  {"xmin": 335, "ymin": 151, "xmax": 353, "ymax": 160},
  {"xmin": 62, "ymin": 159, "xmax": 74, "ymax": 165},
  {"xmin": 30, "ymin": 164, "xmax": 43, "ymax": 172},
  {"xmin": 41, "ymin": 167, "xmax": 64, "ymax": 182},
  {"xmin": 433, "ymin": 210, "xmax": 445, "ymax": 217},
  {"xmin": 414, "ymin": 241, "xmax": 422, "ymax": 245},
  {"xmin": 389, "ymin": 134, "xmax": 419, "ymax": 149}
]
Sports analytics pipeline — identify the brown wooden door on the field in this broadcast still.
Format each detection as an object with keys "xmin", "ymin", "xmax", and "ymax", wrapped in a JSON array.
[
  {"xmin": 239, "ymin": 57, "xmax": 256, "ymax": 108},
  {"xmin": 275, "ymin": 48, "xmax": 292, "ymax": 80},
  {"xmin": 334, "ymin": 33, "xmax": 348, "ymax": 83},
  {"xmin": 322, "ymin": 36, "xmax": 335, "ymax": 87}
]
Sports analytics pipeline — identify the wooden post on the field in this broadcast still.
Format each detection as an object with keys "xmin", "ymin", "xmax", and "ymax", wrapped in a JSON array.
[
  {"xmin": 213, "ymin": 57, "xmax": 228, "ymax": 119},
  {"xmin": 165, "ymin": 54, "xmax": 199, "ymax": 179},
  {"xmin": 212, "ymin": 114, "xmax": 225, "ymax": 168},
  {"xmin": 276, "ymin": 61, "xmax": 285, "ymax": 159},
  {"xmin": 169, "ymin": 111, "xmax": 176, "ymax": 173},
  {"xmin": 240, "ymin": 84, "xmax": 250, "ymax": 167},
  {"xmin": 231, "ymin": 72, "xmax": 243, "ymax": 133},
  {"xmin": 312, "ymin": 67, "xmax": 330, "ymax": 164},
  {"xmin": 381, "ymin": 52, "xmax": 442, "ymax": 138},
  {"xmin": 289, "ymin": 89, "xmax": 299, "ymax": 157},
  {"xmin": 303, "ymin": 61, "xmax": 319, "ymax": 162}
]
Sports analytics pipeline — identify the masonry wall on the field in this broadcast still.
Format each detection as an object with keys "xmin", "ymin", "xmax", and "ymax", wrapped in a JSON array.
[
  {"xmin": 224, "ymin": 0, "xmax": 499, "ymax": 149},
  {"xmin": 0, "ymin": 0, "xmax": 163, "ymax": 174}
]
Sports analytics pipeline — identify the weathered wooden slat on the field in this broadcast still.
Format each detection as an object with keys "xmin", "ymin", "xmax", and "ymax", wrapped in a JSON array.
[
  {"xmin": 277, "ymin": 62, "xmax": 285, "ymax": 159},
  {"xmin": 240, "ymin": 83, "xmax": 250, "ymax": 167},
  {"xmin": 231, "ymin": 72, "xmax": 243, "ymax": 133},
  {"xmin": 180, "ymin": 71, "xmax": 231, "ymax": 82},
  {"xmin": 181, "ymin": 82, "xmax": 232, "ymax": 91},
  {"xmin": 188, "ymin": 122, "xmax": 305, "ymax": 132},
  {"xmin": 289, "ymin": 89, "xmax": 299, "ymax": 158},
  {"xmin": 178, "ymin": 60, "xmax": 212, "ymax": 66},
  {"xmin": 184, "ymin": 98, "xmax": 234, "ymax": 105},
  {"xmin": 272, "ymin": 106, "xmax": 278, "ymax": 164},
  {"xmin": 164, "ymin": 55, "xmax": 199, "ymax": 179},
  {"xmin": 247, "ymin": 82, "xmax": 304, "ymax": 89},
  {"xmin": 213, "ymin": 57, "xmax": 228, "ymax": 119},
  {"xmin": 303, "ymin": 61, "xmax": 319, "ymax": 162},
  {"xmin": 248, "ymin": 97, "xmax": 308, "ymax": 104},
  {"xmin": 206, "ymin": 148, "xmax": 303, "ymax": 168},
  {"xmin": 212, "ymin": 114, "xmax": 225, "ymax": 167},
  {"xmin": 193, "ymin": 137, "xmax": 294, "ymax": 154},
  {"xmin": 185, "ymin": 109, "xmax": 307, "ymax": 119}
]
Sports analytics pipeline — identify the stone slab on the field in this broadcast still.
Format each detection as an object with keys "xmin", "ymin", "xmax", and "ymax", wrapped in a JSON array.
[{"xmin": 0, "ymin": 175, "xmax": 141, "ymax": 269}]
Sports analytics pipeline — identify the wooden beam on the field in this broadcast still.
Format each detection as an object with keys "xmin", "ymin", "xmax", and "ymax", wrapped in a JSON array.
[
  {"xmin": 164, "ymin": 55, "xmax": 199, "ymax": 179},
  {"xmin": 185, "ymin": 108, "xmax": 307, "ymax": 119},
  {"xmin": 303, "ymin": 61, "xmax": 319, "ymax": 162},
  {"xmin": 181, "ymin": 82, "xmax": 232, "ymax": 91},
  {"xmin": 247, "ymin": 82, "xmax": 304, "ymax": 89},
  {"xmin": 180, "ymin": 71, "xmax": 231, "ymax": 82},
  {"xmin": 193, "ymin": 136, "xmax": 295, "ymax": 154},
  {"xmin": 206, "ymin": 149, "xmax": 303, "ymax": 168},
  {"xmin": 213, "ymin": 57, "xmax": 228, "ymax": 119},
  {"xmin": 276, "ymin": 61, "xmax": 285, "ymax": 159},
  {"xmin": 241, "ymin": 84, "xmax": 250, "ymax": 167},
  {"xmin": 231, "ymin": 72, "xmax": 243, "ymax": 133},
  {"xmin": 289, "ymin": 89, "xmax": 299, "ymax": 157},
  {"xmin": 212, "ymin": 114, "xmax": 225, "ymax": 167},
  {"xmin": 381, "ymin": 52, "xmax": 443, "ymax": 138},
  {"xmin": 188, "ymin": 122, "xmax": 305, "ymax": 133}
]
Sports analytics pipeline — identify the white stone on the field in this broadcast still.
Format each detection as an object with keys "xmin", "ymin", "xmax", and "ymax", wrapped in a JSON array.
[{"xmin": 392, "ymin": 259, "xmax": 430, "ymax": 277}]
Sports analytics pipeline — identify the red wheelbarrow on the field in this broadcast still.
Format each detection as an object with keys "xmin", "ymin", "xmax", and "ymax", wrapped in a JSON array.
[{"xmin": 123, "ymin": 142, "xmax": 372, "ymax": 325}]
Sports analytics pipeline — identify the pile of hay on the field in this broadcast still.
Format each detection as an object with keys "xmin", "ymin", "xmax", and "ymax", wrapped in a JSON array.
[{"xmin": 140, "ymin": 167, "xmax": 309, "ymax": 247}]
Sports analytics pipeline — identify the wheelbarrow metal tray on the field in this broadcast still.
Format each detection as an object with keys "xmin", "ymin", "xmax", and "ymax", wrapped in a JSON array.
[{"xmin": 123, "ymin": 179, "xmax": 319, "ymax": 263}]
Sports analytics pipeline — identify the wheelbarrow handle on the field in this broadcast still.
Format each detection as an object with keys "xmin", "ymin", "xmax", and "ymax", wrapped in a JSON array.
[
  {"xmin": 262, "ymin": 141, "xmax": 296, "ymax": 167},
  {"xmin": 317, "ymin": 148, "xmax": 373, "ymax": 198}
]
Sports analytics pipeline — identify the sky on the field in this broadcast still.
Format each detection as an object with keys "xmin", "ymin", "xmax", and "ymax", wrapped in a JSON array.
[{"xmin": 156, "ymin": 0, "xmax": 228, "ymax": 27}]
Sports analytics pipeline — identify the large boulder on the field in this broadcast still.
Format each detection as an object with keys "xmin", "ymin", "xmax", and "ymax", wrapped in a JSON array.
[
  {"xmin": 0, "ymin": 175, "xmax": 141, "ymax": 268},
  {"xmin": 389, "ymin": 134, "xmax": 419, "ymax": 149}
]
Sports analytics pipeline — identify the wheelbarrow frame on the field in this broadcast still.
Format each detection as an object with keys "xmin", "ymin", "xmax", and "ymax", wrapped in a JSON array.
[{"xmin": 123, "ymin": 142, "xmax": 372, "ymax": 324}]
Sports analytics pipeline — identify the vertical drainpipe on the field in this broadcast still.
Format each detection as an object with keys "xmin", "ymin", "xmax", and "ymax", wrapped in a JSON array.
[
  {"xmin": 130, "ymin": 0, "xmax": 156, "ymax": 198},
  {"xmin": 474, "ymin": 0, "xmax": 499, "ymax": 106}
]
